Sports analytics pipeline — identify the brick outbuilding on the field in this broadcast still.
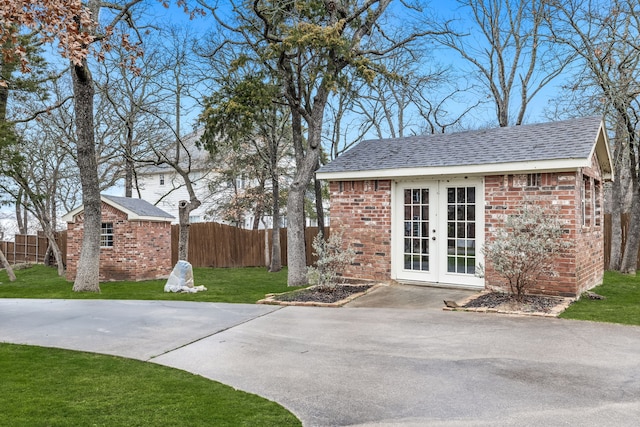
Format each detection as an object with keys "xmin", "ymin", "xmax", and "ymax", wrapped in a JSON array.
[
  {"xmin": 317, "ymin": 116, "xmax": 613, "ymax": 297},
  {"xmin": 63, "ymin": 195, "xmax": 174, "ymax": 282}
]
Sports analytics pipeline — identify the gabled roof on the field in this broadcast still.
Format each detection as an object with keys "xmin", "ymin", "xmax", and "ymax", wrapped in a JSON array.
[
  {"xmin": 63, "ymin": 194, "xmax": 175, "ymax": 223},
  {"xmin": 317, "ymin": 116, "xmax": 613, "ymax": 181}
]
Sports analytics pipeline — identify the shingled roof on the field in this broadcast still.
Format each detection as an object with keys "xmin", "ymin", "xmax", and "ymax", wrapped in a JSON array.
[
  {"xmin": 317, "ymin": 116, "xmax": 613, "ymax": 180},
  {"xmin": 63, "ymin": 194, "xmax": 174, "ymax": 223}
]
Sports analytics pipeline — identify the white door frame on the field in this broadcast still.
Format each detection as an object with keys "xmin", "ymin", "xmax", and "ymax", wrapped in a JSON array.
[{"xmin": 391, "ymin": 178, "xmax": 485, "ymax": 289}]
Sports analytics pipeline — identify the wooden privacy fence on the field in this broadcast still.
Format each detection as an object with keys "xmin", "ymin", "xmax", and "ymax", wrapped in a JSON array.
[
  {"xmin": 0, "ymin": 231, "xmax": 67, "ymax": 266},
  {"xmin": 171, "ymin": 222, "xmax": 328, "ymax": 268},
  {"xmin": 3, "ymin": 217, "xmax": 636, "ymax": 270}
]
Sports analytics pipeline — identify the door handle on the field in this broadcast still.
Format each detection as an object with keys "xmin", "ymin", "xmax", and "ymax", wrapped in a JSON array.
[{"xmin": 432, "ymin": 236, "xmax": 436, "ymax": 240}]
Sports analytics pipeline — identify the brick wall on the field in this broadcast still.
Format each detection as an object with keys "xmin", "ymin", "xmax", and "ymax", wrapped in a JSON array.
[
  {"xmin": 483, "ymin": 169, "xmax": 604, "ymax": 297},
  {"xmin": 574, "ymin": 155, "xmax": 606, "ymax": 294},
  {"xmin": 328, "ymin": 180, "xmax": 392, "ymax": 281},
  {"xmin": 329, "ymin": 168, "xmax": 605, "ymax": 297},
  {"xmin": 66, "ymin": 202, "xmax": 172, "ymax": 282}
]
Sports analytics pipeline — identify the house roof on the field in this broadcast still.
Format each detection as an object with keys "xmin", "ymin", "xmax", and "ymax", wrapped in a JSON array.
[
  {"xmin": 317, "ymin": 116, "xmax": 613, "ymax": 181},
  {"xmin": 136, "ymin": 128, "xmax": 211, "ymax": 174},
  {"xmin": 63, "ymin": 194, "xmax": 175, "ymax": 223}
]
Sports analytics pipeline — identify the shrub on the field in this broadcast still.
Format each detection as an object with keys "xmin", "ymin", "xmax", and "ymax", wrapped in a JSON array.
[
  {"xmin": 307, "ymin": 231, "xmax": 356, "ymax": 290},
  {"xmin": 478, "ymin": 202, "xmax": 572, "ymax": 301}
]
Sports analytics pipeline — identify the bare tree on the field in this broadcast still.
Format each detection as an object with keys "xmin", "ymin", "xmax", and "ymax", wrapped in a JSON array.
[
  {"xmin": 204, "ymin": 0, "xmax": 436, "ymax": 286},
  {"xmin": 96, "ymin": 27, "xmax": 190, "ymax": 199},
  {"xmin": 433, "ymin": 0, "xmax": 570, "ymax": 127},
  {"xmin": 547, "ymin": 0, "xmax": 640, "ymax": 273},
  {"xmin": 200, "ymin": 65, "xmax": 293, "ymax": 271}
]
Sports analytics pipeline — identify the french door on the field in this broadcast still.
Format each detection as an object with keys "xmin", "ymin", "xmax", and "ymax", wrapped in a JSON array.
[{"xmin": 393, "ymin": 179, "xmax": 484, "ymax": 288}]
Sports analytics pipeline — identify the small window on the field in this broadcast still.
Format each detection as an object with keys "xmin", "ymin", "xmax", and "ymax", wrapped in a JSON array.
[
  {"xmin": 582, "ymin": 176, "xmax": 592, "ymax": 227},
  {"xmin": 101, "ymin": 223, "xmax": 114, "ymax": 248},
  {"xmin": 594, "ymin": 181, "xmax": 602, "ymax": 226},
  {"xmin": 159, "ymin": 174, "xmax": 165, "ymax": 186},
  {"xmin": 527, "ymin": 173, "xmax": 541, "ymax": 187}
]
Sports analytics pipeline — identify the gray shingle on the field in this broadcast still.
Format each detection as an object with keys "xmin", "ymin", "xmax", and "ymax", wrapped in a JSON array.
[
  {"xmin": 318, "ymin": 116, "xmax": 602, "ymax": 174},
  {"xmin": 102, "ymin": 195, "xmax": 174, "ymax": 219}
]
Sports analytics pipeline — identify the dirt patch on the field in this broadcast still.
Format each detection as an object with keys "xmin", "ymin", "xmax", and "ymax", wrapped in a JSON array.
[
  {"xmin": 258, "ymin": 283, "xmax": 377, "ymax": 307},
  {"xmin": 452, "ymin": 291, "xmax": 573, "ymax": 317}
]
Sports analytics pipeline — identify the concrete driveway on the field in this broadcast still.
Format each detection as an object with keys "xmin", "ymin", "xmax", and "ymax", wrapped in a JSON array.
[{"xmin": 0, "ymin": 297, "xmax": 639, "ymax": 426}]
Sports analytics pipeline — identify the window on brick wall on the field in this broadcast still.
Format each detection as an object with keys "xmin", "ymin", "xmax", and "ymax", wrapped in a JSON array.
[
  {"xmin": 582, "ymin": 176, "xmax": 592, "ymax": 227},
  {"xmin": 101, "ymin": 223, "xmax": 114, "ymax": 248},
  {"xmin": 594, "ymin": 180, "xmax": 602, "ymax": 226},
  {"xmin": 527, "ymin": 173, "xmax": 541, "ymax": 187}
]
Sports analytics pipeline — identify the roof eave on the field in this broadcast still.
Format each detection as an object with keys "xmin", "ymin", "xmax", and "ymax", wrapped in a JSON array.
[
  {"xmin": 62, "ymin": 196, "xmax": 175, "ymax": 223},
  {"xmin": 589, "ymin": 120, "xmax": 615, "ymax": 182},
  {"xmin": 316, "ymin": 159, "xmax": 591, "ymax": 181}
]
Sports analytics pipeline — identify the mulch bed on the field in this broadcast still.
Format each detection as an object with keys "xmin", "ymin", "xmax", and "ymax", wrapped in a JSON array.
[
  {"xmin": 274, "ymin": 284, "xmax": 374, "ymax": 304},
  {"xmin": 462, "ymin": 292, "xmax": 568, "ymax": 314}
]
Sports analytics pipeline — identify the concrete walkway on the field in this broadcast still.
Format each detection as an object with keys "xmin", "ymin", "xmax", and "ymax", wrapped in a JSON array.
[{"xmin": 0, "ymin": 296, "xmax": 639, "ymax": 426}]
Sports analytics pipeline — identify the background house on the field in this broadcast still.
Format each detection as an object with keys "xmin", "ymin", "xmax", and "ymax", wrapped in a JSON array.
[
  {"xmin": 63, "ymin": 195, "xmax": 174, "ymax": 282},
  {"xmin": 317, "ymin": 116, "xmax": 613, "ymax": 297},
  {"xmin": 133, "ymin": 129, "xmax": 321, "ymax": 229}
]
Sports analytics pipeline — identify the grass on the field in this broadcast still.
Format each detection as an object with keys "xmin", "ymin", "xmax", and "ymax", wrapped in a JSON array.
[
  {"xmin": 560, "ymin": 270, "xmax": 640, "ymax": 326},
  {"xmin": 0, "ymin": 343, "xmax": 300, "ymax": 426},
  {"xmin": 0, "ymin": 264, "xmax": 301, "ymax": 303}
]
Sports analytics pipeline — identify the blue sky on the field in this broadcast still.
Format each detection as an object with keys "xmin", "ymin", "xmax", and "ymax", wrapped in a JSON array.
[{"xmin": 1, "ymin": 0, "xmax": 573, "ymax": 226}]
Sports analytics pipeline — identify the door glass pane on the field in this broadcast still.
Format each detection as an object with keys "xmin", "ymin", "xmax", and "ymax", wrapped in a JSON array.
[
  {"xmin": 412, "ymin": 206, "xmax": 420, "ymax": 220},
  {"xmin": 446, "ymin": 186, "xmax": 477, "ymax": 276},
  {"xmin": 447, "ymin": 223, "xmax": 455, "ymax": 238},
  {"xmin": 467, "ymin": 187, "xmax": 475, "ymax": 203},
  {"xmin": 467, "ymin": 205, "xmax": 475, "ymax": 221},
  {"xmin": 421, "ymin": 255, "xmax": 429, "ymax": 271},
  {"xmin": 457, "ymin": 223, "xmax": 466, "ymax": 238},
  {"xmin": 467, "ymin": 257, "xmax": 476, "ymax": 274},
  {"xmin": 467, "ymin": 223, "xmax": 475, "ymax": 238},
  {"xmin": 403, "ymin": 186, "xmax": 431, "ymax": 272}
]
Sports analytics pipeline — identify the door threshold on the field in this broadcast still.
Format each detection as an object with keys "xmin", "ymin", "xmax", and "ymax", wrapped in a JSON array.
[{"xmin": 396, "ymin": 279, "xmax": 484, "ymax": 291}]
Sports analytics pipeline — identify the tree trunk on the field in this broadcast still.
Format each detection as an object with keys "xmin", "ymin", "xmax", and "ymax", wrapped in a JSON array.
[
  {"xmin": 43, "ymin": 228, "xmax": 65, "ymax": 276},
  {"xmin": 71, "ymin": 61, "xmax": 101, "ymax": 292},
  {"xmin": 609, "ymin": 179, "xmax": 623, "ymax": 271},
  {"xmin": 264, "ymin": 220, "xmax": 270, "ymax": 268},
  {"xmin": 178, "ymin": 200, "xmax": 191, "ymax": 261},
  {"xmin": 609, "ymin": 114, "xmax": 628, "ymax": 271},
  {"xmin": 314, "ymin": 162, "xmax": 325, "ymax": 238},
  {"xmin": 0, "ymin": 248, "xmax": 16, "ymax": 282},
  {"xmin": 269, "ymin": 176, "xmax": 282, "ymax": 272},
  {"xmin": 124, "ymin": 119, "xmax": 134, "ymax": 198},
  {"xmin": 620, "ymin": 188, "xmax": 640, "ymax": 274},
  {"xmin": 287, "ymin": 147, "xmax": 320, "ymax": 286},
  {"xmin": 15, "ymin": 190, "xmax": 27, "ymax": 234}
]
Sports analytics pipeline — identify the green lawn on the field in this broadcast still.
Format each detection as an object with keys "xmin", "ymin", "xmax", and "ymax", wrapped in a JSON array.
[
  {"xmin": 560, "ymin": 270, "xmax": 640, "ymax": 326},
  {"xmin": 0, "ymin": 343, "xmax": 300, "ymax": 426},
  {"xmin": 0, "ymin": 264, "xmax": 301, "ymax": 303},
  {"xmin": 0, "ymin": 265, "xmax": 303, "ymax": 425}
]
